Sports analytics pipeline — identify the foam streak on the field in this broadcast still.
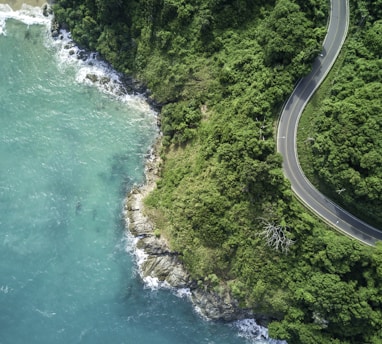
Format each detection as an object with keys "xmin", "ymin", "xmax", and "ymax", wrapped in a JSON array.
[{"xmin": 0, "ymin": 3, "xmax": 51, "ymax": 35}]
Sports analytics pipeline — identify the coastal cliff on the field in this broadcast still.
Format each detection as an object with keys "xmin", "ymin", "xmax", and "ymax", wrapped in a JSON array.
[{"xmin": 124, "ymin": 139, "xmax": 254, "ymax": 322}]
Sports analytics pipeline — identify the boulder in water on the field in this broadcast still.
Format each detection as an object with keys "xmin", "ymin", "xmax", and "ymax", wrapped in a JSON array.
[{"xmin": 42, "ymin": 3, "xmax": 53, "ymax": 17}]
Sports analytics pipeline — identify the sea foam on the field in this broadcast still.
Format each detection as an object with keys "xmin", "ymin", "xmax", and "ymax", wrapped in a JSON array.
[
  {"xmin": 0, "ymin": 4, "xmax": 51, "ymax": 35},
  {"xmin": 123, "ymin": 230, "xmax": 287, "ymax": 343},
  {"xmin": 49, "ymin": 29, "xmax": 155, "ymax": 115},
  {"xmin": 123, "ymin": 231, "xmax": 172, "ymax": 291},
  {"xmin": 233, "ymin": 319, "xmax": 288, "ymax": 344},
  {"xmin": 0, "ymin": 3, "xmax": 155, "ymax": 116}
]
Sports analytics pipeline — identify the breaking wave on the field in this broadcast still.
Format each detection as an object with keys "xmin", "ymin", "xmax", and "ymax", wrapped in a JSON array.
[
  {"xmin": 0, "ymin": 4, "xmax": 50, "ymax": 35},
  {"xmin": 49, "ymin": 29, "xmax": 154, "ymax": 114},
  {"xmin": 0, "ymin": 3, "xmax": 155, "ymax": 115},
  {"xmin": 233, "ymin": 319, "xmax": 288, "ymax": 344}
]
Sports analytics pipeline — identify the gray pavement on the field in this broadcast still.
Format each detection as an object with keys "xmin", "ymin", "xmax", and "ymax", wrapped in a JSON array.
[{"xmin": 277, "ymin": 0, "xmax": 382, "ymax": 246}]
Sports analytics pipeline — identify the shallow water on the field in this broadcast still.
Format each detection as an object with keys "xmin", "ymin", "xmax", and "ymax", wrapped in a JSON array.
[{"xmin": 0, "ymin": 7, "xmax": 280, "ymax": 344}]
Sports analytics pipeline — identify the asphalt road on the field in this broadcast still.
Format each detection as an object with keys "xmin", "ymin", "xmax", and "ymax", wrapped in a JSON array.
[{"xmin": 277, "ymin": 0, "xmax": 382, "ymax": 246}]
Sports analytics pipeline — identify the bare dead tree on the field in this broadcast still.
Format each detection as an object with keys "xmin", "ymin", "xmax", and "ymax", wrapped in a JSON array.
[
  {"xmin": 257, "ymin": 219, "xmax": 295, "ymax": 254},
  {"xmin": 336, "ymin": 188, "xmax": 346, "ymax": 195}
]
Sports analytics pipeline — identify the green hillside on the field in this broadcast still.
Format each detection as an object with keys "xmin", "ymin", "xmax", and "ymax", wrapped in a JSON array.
[
  {"xmin": 53, "ymin": 1, "xmax": 382, "ymax": 342},
  {"xmin": 298, "ymin": 0, "xmax": 382, "ymax": 229}
]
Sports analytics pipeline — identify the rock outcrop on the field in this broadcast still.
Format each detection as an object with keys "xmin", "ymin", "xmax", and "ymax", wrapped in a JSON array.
[
  {"xmin": 42, "ymin": 3, "xmax": 53, "ymax": 17},
  {"xmin": 125, "ymin": 141, "xmax": 191, "ymax": 289},
  {"xmin": 125, "ymin": 139, "xmax": 254, "ymax": 322},
  {"xmin": 191, "ymin": 288, "xmax": 251, "ymax": 321}
]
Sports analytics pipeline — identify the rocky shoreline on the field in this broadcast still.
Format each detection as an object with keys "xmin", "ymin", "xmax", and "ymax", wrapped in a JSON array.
[
  {"xmin": 47, "ymin": 2, "xmax": 261, "ymax": 325},
  {"xmin": 124, "ymin": 139, "xmax": 256, "ymax": 322}
]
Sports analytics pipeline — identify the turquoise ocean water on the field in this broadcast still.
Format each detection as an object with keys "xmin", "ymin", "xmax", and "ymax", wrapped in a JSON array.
[{"xmin": 0, "ymin": 5, "xmax": 279, "ymax": 344}]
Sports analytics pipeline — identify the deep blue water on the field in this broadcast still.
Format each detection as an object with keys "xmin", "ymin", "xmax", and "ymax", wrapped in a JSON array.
[{"xmin": 0, "ymin": 5, "xmax": 277, "ymax": 344}]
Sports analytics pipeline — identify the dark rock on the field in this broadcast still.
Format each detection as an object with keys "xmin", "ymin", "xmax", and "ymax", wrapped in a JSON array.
[
  {"xmin": 120, "ymin": 76, "xmax": 163, "ymax": 112},
  {"xmin": 64, "ymin": 43, "xmax": 74, "ymax": 50},
  {"xmin": 77, "ymin": 51, "xmax": 88, "ymax": 61},
  {"xmin": 42, "ymin": 4, "xmax": 53, "ymax": 17},
  {"xmin": 86, "ymin": 74, "xmax": 99, "ymax": 83},
  {"xmin": 100, "ymin": 76, "xmax": 111, "ymax": 85},
  {"xmin": 50, "ymin": 19, "xmax": 60, "ymax": 38}
]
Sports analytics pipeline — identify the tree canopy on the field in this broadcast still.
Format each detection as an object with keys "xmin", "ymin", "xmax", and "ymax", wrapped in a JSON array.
[
  {"xmin": 300, "ymin": 0, "xmax": 382, "ymax": 228},
  {"xmin": 53, "ymin": 0, "xmax": 382, "ymax": 342}
]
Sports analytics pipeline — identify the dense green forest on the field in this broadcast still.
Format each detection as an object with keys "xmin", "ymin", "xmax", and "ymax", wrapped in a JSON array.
[
  {"xmin": 298, "ymin": 0, "xmax": 382, "ymax": 229},
  {"xmin": 53, "ymin": 0, "xmax": 382, "ymax": 342}
]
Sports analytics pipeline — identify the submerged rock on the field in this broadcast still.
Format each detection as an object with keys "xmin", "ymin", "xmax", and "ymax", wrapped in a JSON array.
[{"xmin": 86, "ymin": 73, "xmax": 99, "ymax": 83}]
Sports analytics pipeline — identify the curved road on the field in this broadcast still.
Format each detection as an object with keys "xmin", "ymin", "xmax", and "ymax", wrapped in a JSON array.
[{"xmin": 277, "ymin": 0, "xmax": 382, "ymax": 246}]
